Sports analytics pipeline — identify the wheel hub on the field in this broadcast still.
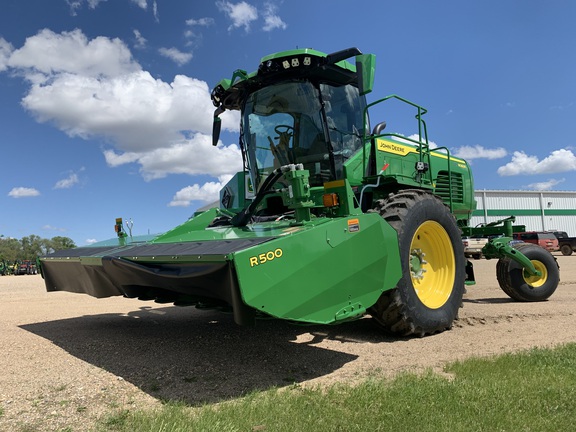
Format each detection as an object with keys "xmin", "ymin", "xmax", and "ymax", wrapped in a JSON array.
[{"xmin": 410, "ymin": 248, "xmax": 428, "ymax": 280}]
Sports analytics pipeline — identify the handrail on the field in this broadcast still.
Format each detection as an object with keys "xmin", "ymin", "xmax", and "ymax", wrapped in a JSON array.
[
  {"xmin": 362, "ymin": 94, "xmax": 430, "ymax": 177},
  {"xmin": 362, "ymin": 95, "xmax": 459, "ymax": 213}
]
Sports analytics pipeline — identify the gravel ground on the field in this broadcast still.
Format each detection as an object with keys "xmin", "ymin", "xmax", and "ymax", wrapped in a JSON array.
[{"xmin": 1, "ymin": 255, "xmax": 575, "ymax": 431}]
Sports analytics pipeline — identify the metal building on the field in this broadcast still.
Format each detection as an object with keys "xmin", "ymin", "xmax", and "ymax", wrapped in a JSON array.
[{"xmin": 470, "ymin": 190, "xmax": 576, "ymax": 236}]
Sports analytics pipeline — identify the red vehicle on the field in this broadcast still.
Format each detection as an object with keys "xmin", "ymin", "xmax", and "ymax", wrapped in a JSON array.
[
  {"xmin": 512, "ymin": 232, "xmax": 559, "ymax": 252},
  {"xmin": 14, "ymin": 260, "xmax": 38, "ymax": 275}
]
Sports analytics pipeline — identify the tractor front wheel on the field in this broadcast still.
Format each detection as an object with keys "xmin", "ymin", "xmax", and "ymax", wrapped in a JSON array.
[
  {"xmin": 496, "ymin": 242, "xmax": 559, "ymax": 301},
  {"xmin": 369, "ymin": 190, "xmax": 466, "ymax": 337}
]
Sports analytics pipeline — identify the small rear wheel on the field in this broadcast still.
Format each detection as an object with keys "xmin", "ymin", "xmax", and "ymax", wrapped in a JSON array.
[
  {"xmin": 496, "ymin": 243, "xmax": 559, "ymax": 301},
  {"xmin": 560, "ymin": 244, "xmax": 573, "ymax": 256}
]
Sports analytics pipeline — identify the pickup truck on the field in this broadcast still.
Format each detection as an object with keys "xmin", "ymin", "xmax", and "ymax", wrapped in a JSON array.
[
  {"xmin": 551, "ymin": 231, "xmax": 576, "ymax": 256},
  {"xmin": 462, "ymin": 237, "xmax": 488, "ymax": 259}
]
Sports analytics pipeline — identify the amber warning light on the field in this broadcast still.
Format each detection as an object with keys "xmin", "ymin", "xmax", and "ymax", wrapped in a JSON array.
[
  {"xmin": 114, "ymin": 218, "xmax": 124, "ymax": 236},
  {"xmin": 323, "ymin": 193, "xmax": 339, "ymax": 207}
]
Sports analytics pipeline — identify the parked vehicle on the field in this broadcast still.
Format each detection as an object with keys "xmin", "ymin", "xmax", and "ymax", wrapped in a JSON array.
[
  {"xmin": 14, "ymin": 260, "xmax": 38, "ymax": 275},
  {"xmin": 0, "ymin": 259, "xmax": 12, "ymax": 276},
  {"xmin": 550, "ymin": 231, "xmax": 576, "ymax": 256},
  {"xmin": 462, "ymin": 237, "xmax": 488, "ymax": 259},
  {"xmin": 512, "ymin": 232, "xmax": 559, "ymax": 252}
]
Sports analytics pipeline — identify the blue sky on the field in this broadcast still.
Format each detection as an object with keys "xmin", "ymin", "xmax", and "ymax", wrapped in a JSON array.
[{"xmin": 1, "ymin": 0, "xmax": 575, "ymax": 245}]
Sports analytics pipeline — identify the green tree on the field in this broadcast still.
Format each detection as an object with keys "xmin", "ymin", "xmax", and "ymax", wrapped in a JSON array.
[
  {"xmin": 45, "ymin": 236, "xmax": 76, "ymax": 254},
  {"xmin": 0, "ymin": 235, "xmax": 76, "ymax": 261},
  {"xmin": 21, "ymin": 235, "xmax": 44, "ymax": 260},
  {"xmin": 0, "ymin": 237, "xmax": 23, "ymax": 262}
]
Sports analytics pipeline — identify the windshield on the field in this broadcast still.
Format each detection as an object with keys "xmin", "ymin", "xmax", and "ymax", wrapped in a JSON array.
[
  {"xmin": 242, "ymin": 81, "xmax": 365, "ymax": 190},
  {"xmin": 319, "ymin": 82, "xmax": 365, "ymax": 166}
]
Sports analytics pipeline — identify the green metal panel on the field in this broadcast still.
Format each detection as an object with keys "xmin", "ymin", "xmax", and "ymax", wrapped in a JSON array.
[
  {"xmin": 372, "ymin": 137, "xmax": 475, "ymax": 221},
  {"xmin": 232, "ymin": 213, "xmax": 401, "ymax": 324},
  {"xmin": 342, "ymin": 142, "xmax": 371, "ymax": 186},
  {"xmin": 152, "ymin": 211, "xmax": 322, "ymax": 244}
]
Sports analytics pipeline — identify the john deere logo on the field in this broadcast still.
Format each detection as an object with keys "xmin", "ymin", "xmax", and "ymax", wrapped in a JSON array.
[{"xmin": 377, "ymin": 140, "xmax": 411, "ymax": 156}]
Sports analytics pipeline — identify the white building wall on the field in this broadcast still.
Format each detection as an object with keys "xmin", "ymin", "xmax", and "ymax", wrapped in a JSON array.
[{"xmin": 471, "ymin": 190, "xmax": 576, "ymax": 236}]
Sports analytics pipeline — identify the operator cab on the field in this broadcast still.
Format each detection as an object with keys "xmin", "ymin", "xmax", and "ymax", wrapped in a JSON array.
[
  {"xmin": 210, "ymin": 48, "xmax": 376, "ymax": 222},
  {"xmin": 242, "ymin": 81, "xmax": 367, "ymax": 190}
]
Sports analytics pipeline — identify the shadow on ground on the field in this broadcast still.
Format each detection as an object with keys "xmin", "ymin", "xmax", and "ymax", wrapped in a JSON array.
[
  {"xmin": 21, "ymin": 306, "xmax": 387, "ymax": 405},
  {"xmin": 463, "ymin": 297, "xmax": 514, "ymax": 304}
]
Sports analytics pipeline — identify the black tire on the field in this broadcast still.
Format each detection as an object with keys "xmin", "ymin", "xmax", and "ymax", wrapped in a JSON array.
[
  {"xmin": 473, "ymin": 253, "xmax": 482, "ymax": 260},
  {"xmin": 369, "ymin": 190, "xmax": 466, "ymax": 337},
  {"xmin": 496, "ymin": 243, "xmax": 559, "ymax": 301},
  {"xmin": 560, "ymin": 244, "xmax": 573, "ymax": 256}
]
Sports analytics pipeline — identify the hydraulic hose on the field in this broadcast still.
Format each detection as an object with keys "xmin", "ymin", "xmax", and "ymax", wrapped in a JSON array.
[{"xmin": 230, "ymin": 167, "xmax": 283, "ymax": 227}]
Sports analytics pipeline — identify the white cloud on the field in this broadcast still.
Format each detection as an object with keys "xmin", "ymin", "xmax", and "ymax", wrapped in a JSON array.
[
  {"xmin": 54, "ymin": 171, "xmax": 82, "ymax": 189},
  {"xmin": 105, "ymin": 134, "xmax": 242, "ymax": 180},
  {"xmin": 85, "ymin": 238, "xmax": 98, "ymax": 245},
  {"xmin": 158, "ymin": 47, "xmax": 193, "ymax": 66},
  {"xmin": 262, "ymin": 3, "xmax": 287, "ymax": 31},
  {"xmin": 8, "ymin": 29, "xmax": 140, "ymax": 79},
  {"xmin": 4, "ymin": 29, "xmax": 241, "ymax": 183},
  {"xmin": 0, "ymin": 38, "xmax": 14, "ymax": 72},
  {"xmin": 67, "ymin": 0, "xmax": 151, "ymax": 16},
  {"xmin": 186, "ymin": 17, "xmax": 215, "ymax": 27},
  {"xmin": 68, "ymin": 0, "xmax": 146, "ymax": 11},
  {"xmin": 405, "ymin": 134, "xmax": 438, "ymax": 149},
  {"xmin": 152, "ymin": 0, "xmax": 158, "ymax": 21},
  {"xmin": 42, "ymin": 224, "xmax": 67, "ymax": 232},
  {"xmin": 549, "ymin": 102, "xmax": 574, "ymax": 111},
  {"xmin": 526, "ymin": 178, "xmax": 565, "ymax": 191},
  {"xmin": 133, "ymin": 29, "xmax": 147, "ymax": 49},
  {"xmin": 497, "ymin": 149, "xmax": 576, "ymax": 176},
  {"xmin": 453, "ymin": 145, "xmax": 507, "ymax": 160},
  {"xmin": 66, "ymin": 0, "xmax": 106, "ymax": 15},
  {"xmin": 184, "ymin": 17, "xmax": 215, "ymax": 43},
  {"xmin": 21, "ymin": 71, "xmax": 237, "ymax": 152},
  {"xmin": 217, "ymin": 1, "xmax": 258, "ymax": 31},
  {"xmin": 66, "ymin": 1, "xmax": 82, "ymax": 15},
  {"xmin": 103, "ymin": 150, "xmax": 141, "ymax": 167},
  {"xmin": 8, "ymin": 187, "xmax": 40, "ymax": 198},
  {"xmin": 169, "ymin": 175, "xmax": 234, "ymax": 207},
  {"xmin": 54, "ymin": 174, "xmax": 79, "ymax": 189},
  {"xmin": 131, "ymin": 0, "xmax": 147, "ymax": 9},
  {"xmin": 88, "ymin": 0, "xmax": 107, "ymax": 7}
]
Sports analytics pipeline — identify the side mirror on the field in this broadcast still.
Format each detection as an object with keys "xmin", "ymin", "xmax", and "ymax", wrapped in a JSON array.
[
  {"xmin": 212, "ymin": 117, "xmax": 222, "ymax": 146},
  {"xmin": 356, "ymin": 54, "xmax": 376, "ymax": 96},
  {"xmin": 212, "ymin": 107, "xmax": 224, "ymax": 146}
]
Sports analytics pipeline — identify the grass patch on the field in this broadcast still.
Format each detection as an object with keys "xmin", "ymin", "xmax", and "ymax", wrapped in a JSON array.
[{"xmin": 96, "ymin": 343, "xmax": 576, "ymax": 432}]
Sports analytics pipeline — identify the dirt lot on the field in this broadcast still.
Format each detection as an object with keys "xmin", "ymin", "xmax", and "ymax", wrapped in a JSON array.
[{"xmin": 1, "ymin": 255, "xmax": 575, "ymax": 431}]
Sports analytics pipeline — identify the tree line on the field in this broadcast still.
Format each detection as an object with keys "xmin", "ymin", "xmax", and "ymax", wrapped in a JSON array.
[{"xmin": 0, "ymin": 235, "xmax": 76, "ymax": 261}]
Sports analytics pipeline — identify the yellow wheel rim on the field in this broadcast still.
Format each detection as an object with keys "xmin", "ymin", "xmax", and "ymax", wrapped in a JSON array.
[
  {"xmin": 523, "ymin": 260, "xmax": 548, "ymax": 288},
  {"xmin": 410, "ymin": 221, "xmax": 456, "ymax": 309}
]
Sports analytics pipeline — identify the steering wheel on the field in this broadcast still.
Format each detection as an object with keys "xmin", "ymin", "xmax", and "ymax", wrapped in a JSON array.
[{"xmin": 274, "ymin": 124, "xmax": 294, "ymax": 135}]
